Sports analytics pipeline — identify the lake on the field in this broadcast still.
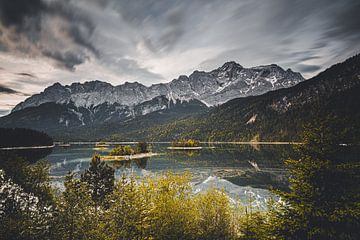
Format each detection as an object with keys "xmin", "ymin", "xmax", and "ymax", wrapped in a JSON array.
[{"xmin": 46, "ymin": 142, "xmax": 295, "ymax": 208}]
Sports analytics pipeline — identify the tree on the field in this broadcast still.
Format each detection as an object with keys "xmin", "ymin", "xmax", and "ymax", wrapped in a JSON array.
[
  {"xmin": 80, "ymin": 154, "xmax": 115, "ymax": 207},
  {"xmin": 268, "ymin": 117, "xmax": 360, "ymax": 240},
  {"xmin": 56, "ymin": 174, "xmax": 99, "ymax": 240},
  {"xmin": 136, "ymin": 141, "xmax": 148, "ymax": 153},
  {"xmin": 110, "ymin": 145, "xmax": 135, "ymax": 156},
  {"xmin": 0, "ymin": 170, "xmax": 54, "ymax": 240}
]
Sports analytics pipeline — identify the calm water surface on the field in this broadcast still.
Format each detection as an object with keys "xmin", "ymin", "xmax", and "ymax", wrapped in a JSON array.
[{"xmin": 47, "ymin": 143, "xmax": 294, "ymax": 207}]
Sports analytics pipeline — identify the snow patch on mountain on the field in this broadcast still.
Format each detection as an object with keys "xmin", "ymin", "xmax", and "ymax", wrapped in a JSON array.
[{"xmin": 246, "ymin": 114, "xmax": 257, "ymax": 124}]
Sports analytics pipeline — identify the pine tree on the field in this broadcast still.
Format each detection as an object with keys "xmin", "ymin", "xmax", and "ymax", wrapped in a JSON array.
[
  {"xmin": 81, "ymin": 154, "xmax": 115, "ymax": 207},
  {"xmin": 268, "ymin": 117, "xmax": 360, "ymax": 240},
  {"xmin": 56, "ymin": 174, "xmax": 97, "ymax": 240}
]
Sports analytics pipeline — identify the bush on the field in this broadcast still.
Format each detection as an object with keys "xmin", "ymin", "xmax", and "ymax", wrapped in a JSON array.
[
  {"xmin": 136, "ymin": 141, "xmax": 148, "ymax": 153},
  {"xmin": 104, "ymin": 172, "xmax": 237, "ymax": 239},
  {"xmin": 171, "ymin": 139, "xmax": 200, "ymax": 147},
  {"xmin": 109, "ymin": 145, "xmax": 135, "ymax": 156}
]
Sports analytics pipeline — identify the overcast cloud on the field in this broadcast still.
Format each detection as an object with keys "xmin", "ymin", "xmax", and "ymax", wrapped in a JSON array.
[{"xmin": 0, "ymin": 0, "xmax": 359, "ymax": 115}]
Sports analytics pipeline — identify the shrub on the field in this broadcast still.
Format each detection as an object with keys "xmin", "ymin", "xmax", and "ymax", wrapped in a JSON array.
[
  {"xmin": 171, "ymin": 139, "xmax": 200, "ymax": 147},
  {"xmin": 109, "ymin": 145, "xmax": 135, "ymax": 156}
]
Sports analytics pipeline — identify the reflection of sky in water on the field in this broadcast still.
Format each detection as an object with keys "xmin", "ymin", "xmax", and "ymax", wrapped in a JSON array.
[{"xmin": 47, "ymin": 143, "xmax": 292, "ymax": 208}]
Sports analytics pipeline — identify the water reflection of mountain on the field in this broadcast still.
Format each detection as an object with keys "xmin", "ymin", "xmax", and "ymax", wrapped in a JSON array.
[
  {"xmin": 220, "ymin": 169, "xmax": 289, "ymax": 191},
  {"xmin": 158, "ymin": 144, "xmax": 294, "ymax": 169}
]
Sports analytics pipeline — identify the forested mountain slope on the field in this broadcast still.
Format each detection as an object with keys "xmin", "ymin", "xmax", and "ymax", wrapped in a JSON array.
[{"xmin": 129, "ymin": 54, "xmax": 360, "ymax": 142}]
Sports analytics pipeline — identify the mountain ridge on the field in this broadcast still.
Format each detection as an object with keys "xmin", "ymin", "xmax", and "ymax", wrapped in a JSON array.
[
  {"xmin": 12, "ymin": 61, "xmax": 304, "ymax": 112},
  {"xmin": 1, "ymin": 55, "xmax": 359, "ymax": 141}
]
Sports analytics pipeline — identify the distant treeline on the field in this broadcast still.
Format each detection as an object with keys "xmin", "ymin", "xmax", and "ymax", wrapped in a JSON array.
[{"xmin": 0, "ymin": 128, "xmax": 53, "ymax": 148}]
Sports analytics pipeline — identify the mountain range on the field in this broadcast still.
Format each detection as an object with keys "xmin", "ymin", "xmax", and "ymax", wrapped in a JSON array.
[
  {"xmin": 12, "ymin": 62, "xmax": 303, "ymax": 112},
  {"xmin": 1, "ymin": 55, "xmax": 359, "ymax": 142},
  {"xmin": 0, "ymin": 62, "xmax": 304, "ymax": 139}
]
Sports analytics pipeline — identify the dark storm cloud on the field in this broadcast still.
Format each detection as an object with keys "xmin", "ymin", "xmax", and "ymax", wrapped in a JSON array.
[
  {"xmin": 43, "ymin": 51, "xmax": 88, "ymax": 71},
  {"xmin": 324, "ymin": 1, "xmax": 360, "ymax": 42},
  {"xmin": 0, "ymin": 83, "xmax": 29, "ymax": 96},
  {"xmin": 267, "ymin": 0, "xmax": 360, "ymax": 53},
  {"xmin": 0, "ymin": 0, "xmax": 44, "ymax": 27},
  {"xmin": 0, "ymin": 84, "xmax": 18, "ymax": 94},
  {"xmin": 112, "ymin": 0, "xmax": 190, "ymax": 53},
  {"xmin": 196, "ymin": 0, "xmax": 360, "ymax": 77},
  {"xmin": 0, "ymin": 0, "xmax": 98, "ymax": 69},
  {"xmin": 46, "ymin": 1, "xmax": 99, "ymax": 56},
  {"xmin": 298, "ymin": 56, "xmax": 321, "ymax": 62},
  {"xmin": 1, "ymin": 0, "xmax": 360, "ymax": 89},
  {"xmin": 17, "ymin": 72, "xmax": 36, "ymax": 78}
]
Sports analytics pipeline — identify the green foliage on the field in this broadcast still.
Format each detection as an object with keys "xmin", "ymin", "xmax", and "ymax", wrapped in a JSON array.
[
  {"xmin": 0, "ymin": 154, "xmax": 55, "ymax": 205},
  {"xmin": 136, "ymin": 141, "xmax": 149, "ymax": 153},
  {"xmin": 1, "ymin": 118, "xmax": 359, "ymax": 240},
  {"xmin": 0, "ymin": 161, "xmax": 55, "ymax": 240},
  {"xmin": 80, "ymin": 154, "xmax": 115, "ymax": 205},
  {"xmin": 267, "ymin": 117, "xmax": 360, "ymax": 240},
  {"xmin": 171, "ymin": 139, "xmax": 200, "ymax": 147},
  {"xmin": 110, "ymin": 145, "xmax": 135, "ymax": 156},
  {"xmin": 104, "ymin": 172, "xmax": 237, "ymax": 240},
  {"xmin": 55, "ymin": 174, "xmax": 100, "ymax": 240},
  {"xmin": 110, "ymin": 142, "xmax": 149, "ymax": 156}
]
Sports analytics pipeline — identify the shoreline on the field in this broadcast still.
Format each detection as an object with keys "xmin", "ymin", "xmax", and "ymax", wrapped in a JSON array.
[
  {"xmin": 54, "ymin": 141, "xmax": 303, "ymax": 145},
  {"xmin": 167, "ymin": 146, "xmax": 203, "ymax": 150},
  {"xmin": 0, "ymin": 144, "xmax": 55, "ymax": 150},
  {"xmin": 0, "ymin": 141, "xmax": 304, "ymax": 150},
  {"xmin": 100, "ymin": 152, "xmax": 159, "ymax": 161}
]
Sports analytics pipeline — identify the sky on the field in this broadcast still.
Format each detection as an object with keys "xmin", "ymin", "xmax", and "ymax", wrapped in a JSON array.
[{"xmin": 0, "ymin": 0, "xmax": 359, "ymax": 115}]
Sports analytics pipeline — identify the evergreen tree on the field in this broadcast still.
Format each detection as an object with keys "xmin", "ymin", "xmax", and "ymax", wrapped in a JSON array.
[
  {"xmin": 136, "ymin": 141, "xmax": 148, "ymax": 153},
  {"xmin": 268, "ymin": 117, "xmax": 360, "ymax": 240},
  {"xmin": 56, "ymin": 174, "xmax": 98, "ymax": 240},
  {"xmin": 0, "ymin": 170, "xmax": 54, "ymax": 240},
  {"xmin": 80, "ymin": 154, "xmax": 115, "ymax": 206}
]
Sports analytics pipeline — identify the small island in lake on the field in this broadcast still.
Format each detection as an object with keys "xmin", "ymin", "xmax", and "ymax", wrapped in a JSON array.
[
  {"xmin": 93, "ymin": 141, "xmax": 110, "ymax": 150},
  {"xmin": 168, "ymin": 139, "xmax": 203, "ymax": 150},
  {"xmin": 100, "ymin": 142, "xmax": 158, "ymax": 161}
]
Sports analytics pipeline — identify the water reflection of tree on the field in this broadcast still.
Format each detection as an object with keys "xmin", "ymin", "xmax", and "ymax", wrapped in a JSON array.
[
  {"xmin": 106, "ymin": 158, "xmax": 148, "ymax": 169},
  {"xmin": 168, "ymin": 150, "xmax": 201, "ymax": 158},
  {"xmin": 235, "ymin": 144, "xmax": 294, "ymax": 168},
  {"xmin": 0, "ymin": 148, "xmax": 53, "ymax": 163},
  {"xmin": 134, "ymin": 158, "xmax": 148, "ymax": 169}
]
